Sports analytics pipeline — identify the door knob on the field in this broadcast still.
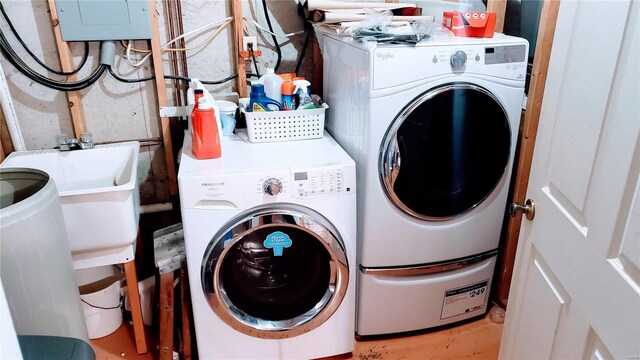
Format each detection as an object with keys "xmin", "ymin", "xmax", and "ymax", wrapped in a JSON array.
[{"xmin": 509, "ymin": 198, "xmax": 535, "ymax": 221}]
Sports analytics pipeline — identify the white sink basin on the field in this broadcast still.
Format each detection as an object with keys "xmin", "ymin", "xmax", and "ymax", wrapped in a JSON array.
[{"xmin": 0, "ymin": 142, "xmax": 140, "ymax": 268}]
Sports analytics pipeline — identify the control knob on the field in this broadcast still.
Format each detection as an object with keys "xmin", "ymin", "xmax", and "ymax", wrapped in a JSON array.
[
  {"xmin": 450, "ymin": 50, "xmax": 467, "ymax": 71},
  {"xmin": 263, "ymin": 178, "xmax": 283, "ymax": 196}
]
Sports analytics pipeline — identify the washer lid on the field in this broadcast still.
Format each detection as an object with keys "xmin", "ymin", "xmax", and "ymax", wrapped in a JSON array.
[
  {"xmin": 201, "ymin": 204, "xmax": 349, "ymax": 338},
  {"xmin": 380, "ymin": 83, "xmax": 511, "ymax": 220}
]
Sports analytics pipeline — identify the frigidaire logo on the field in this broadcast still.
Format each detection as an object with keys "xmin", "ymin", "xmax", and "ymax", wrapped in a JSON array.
[
  {"xmin": 376, "ymin": 52, "xmax": 394, "ymax": 60},
  {"xmin": 202, "ymin": 182, "xmax": 224, "ymax": 187}
]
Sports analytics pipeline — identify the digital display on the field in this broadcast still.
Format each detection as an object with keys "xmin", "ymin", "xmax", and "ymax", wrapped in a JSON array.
[
  {"xmin": 294, "ymin": 172, "xmax": 308, "ymax": 181},
  {"xmin": 484, "ymin": 45, "xmax": 526, "ymax": 64}
]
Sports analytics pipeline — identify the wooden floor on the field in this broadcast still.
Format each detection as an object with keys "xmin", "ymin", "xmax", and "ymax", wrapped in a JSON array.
[{"xmin": 91, "ymin": 311, "xmax": 502, "ymax": 360}]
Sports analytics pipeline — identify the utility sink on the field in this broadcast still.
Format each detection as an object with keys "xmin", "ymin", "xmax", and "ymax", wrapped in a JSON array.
[{"xmin": 0, "ymin": 142, "xmax": 140, "ymax": 268}]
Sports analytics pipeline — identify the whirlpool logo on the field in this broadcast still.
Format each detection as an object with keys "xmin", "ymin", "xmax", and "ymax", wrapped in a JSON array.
[{"xmin": 376, "ymin": 52, "xmax": 394, "ymax": 60}]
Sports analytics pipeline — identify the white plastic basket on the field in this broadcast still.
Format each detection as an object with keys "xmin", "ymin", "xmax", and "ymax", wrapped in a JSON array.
[{"xmin": 241, "ymin": 103, "xmax": 328, "ymax": 143}]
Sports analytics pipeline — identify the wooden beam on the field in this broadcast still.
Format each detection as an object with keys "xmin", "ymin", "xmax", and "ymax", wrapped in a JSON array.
[
  {"xmin": 47, "ymin": 0, "xmax": 87, "ymax": 138},
  {"xmin": 159, "ymin": 272, "xmax": 175, "ymax": 360},
  {"xmin": 0, "ymin": 137, "xmax": 5, "ymax": 162},
  {"xmin": 148, "ymin": 0, "xmax": 178, "ymax": 196},
  {"xmin": 180, "ymin": 268, "xmax": 192, "ymax": 360},
  {"xmin": 487, "ymin": 0, "xmax": 507, "ymax": 33},
  {"xmin": 311, "ymin": 33, "xmax": 323, "ymax": 96},
  {"xmin": 124, "ymin": 260, "xmax": 148, "ymax": 354},
  {"xmin": 496, "ymin": 0, "xmax": 561, "ymax": 307},
  {"xmin": 232, "ymin": 0, "xmax": 247, "ymax": 97}
]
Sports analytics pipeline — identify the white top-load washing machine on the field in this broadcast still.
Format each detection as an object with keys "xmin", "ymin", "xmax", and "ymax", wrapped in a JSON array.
[
  {"xmin": 322, "ymin": 34, "xmax": 527, "ymax": 335},
  {"xmin": 178, "ymin": 131, "xmax": 357, "ymax": 359}
]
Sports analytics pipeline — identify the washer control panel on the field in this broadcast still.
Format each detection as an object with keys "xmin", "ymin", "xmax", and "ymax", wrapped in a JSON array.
[{"xmin": 292, "ymin": 166, "xmax": 345, "ymax": 199}]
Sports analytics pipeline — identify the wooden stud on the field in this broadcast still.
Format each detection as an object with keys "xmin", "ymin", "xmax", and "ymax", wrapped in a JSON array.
[
  {"xmin": 311, "ymin": 33, "xmax": 323, "ymax": 96},
  {"xmin": 159, "ymin": 272, "xmax": 175, "ymax": 360},
  {"xmin": 496, "ymin": 0, "xmax": 561, "ymax": 307},
  {"xmin": 487, "ymin": 0, "xmax": 507, "ymax": 33},
  {"xmin": 148, "ymin": 0, "xmax": 178, "ymax": 196},
  {"xmin": 124, "ymin": 260, "xmax": 148, "ymax": 354},
  {"xmin": 0, "ymin": 137, "xmax": 5, "ymax": 162},
  {"xmin": 180, "ymin": 268, "xmax": 192, "ymax": 360},
  {"xmin": 47, "ymin": 0, "xmax": 87, "ymax": 138},
  {"xmin": 232, "ymin": 0, "xmax": 247, "ymax": 98}
]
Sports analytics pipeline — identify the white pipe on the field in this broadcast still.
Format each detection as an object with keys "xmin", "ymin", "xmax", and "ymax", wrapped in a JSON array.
[
  {"xmin": 0, "ymin": 63, "xmax": 26, "ymax": 151},
  {"xmin": 139, "ymin": 202, "xmax": 174, "ymax": 215}
]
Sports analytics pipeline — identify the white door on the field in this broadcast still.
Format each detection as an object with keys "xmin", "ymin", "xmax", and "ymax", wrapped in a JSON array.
[{"xmin": 500, "ymin": 1, "xmax": 640, "ymax": 359}]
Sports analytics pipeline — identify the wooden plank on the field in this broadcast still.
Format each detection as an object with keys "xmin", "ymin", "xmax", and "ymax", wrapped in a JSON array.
[
  {"xmin": 47, "ymin": 0, "xmax": 87, "ymax": 138},
  {"xmin": 124, "ymin": 260, "xmax": 149, "ymax": 354},
  {"xmin": 232, "ymin": 0, "xmax": 247, "ymax": 97},
  {"xmin": 311, "ymin": 33, "xmax": 323, "ymax": 96},
  {"xmin": 487, "ymin": 0, "xmax": 507, "ymax": 33},
  {"xmin": 180, "ymin": 268, "xmax": 192, "ymax": 360},
  {"xmin": 0, "ymin": 112, "xmax": 14, "ymax": 158},
  {"xmin": 159, "ymin": 272, "xmax": 175, "ymax": 360},
  {"xmin": 496, "ymin": 0, "xmax": 561, "ymax": 307},
  {"xmin": 148, "ymin": 0, "xmax": 178, "ymax": 196},
  {"xmin": 0, "ymin": 137, "xmax": 5, "ymax": 162}
]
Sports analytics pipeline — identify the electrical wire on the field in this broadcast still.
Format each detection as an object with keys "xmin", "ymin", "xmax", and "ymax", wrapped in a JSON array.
[
  {"xmin": 124, "ymin": 17, "xmax": 233, "ymax": 68},
  {"xmin": 249, "ymin": 45, "xmax": 260, "ymax": 78},
  {"xmin": 0, "ymin": 2, "xmax": 89, "ymax": 76},
  {"xmin": 261, "ymin": 0, "xmax": 281, "ymax": 72},
  {"xmin": 107, "ymin": 65, "xmax": 242, "ymax": 85},
  {"xmin": 243, "ymin": 17, "xmax": 306, "ymax": 38},
  {"xmin": 295, "ymin": 25, "xmax": 312, "ymax": 75},
  {"xmin": 0, "ymin": 30, "xmax": 105, "ymax": 91}
]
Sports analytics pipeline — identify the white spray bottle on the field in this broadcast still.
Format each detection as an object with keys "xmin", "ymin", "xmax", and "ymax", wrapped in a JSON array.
[{"xmin": 292, "ymin": 80, "xmax": 315, "ymax": 110}]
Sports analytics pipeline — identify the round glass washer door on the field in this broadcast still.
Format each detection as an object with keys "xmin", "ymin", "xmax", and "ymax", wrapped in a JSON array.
[
  {"xmin": 380, "ymin": 83, "xmax": 511, "ymax": 220},
  {"xmin": 201, "ymin": 203, "xmax": 349, "ymax": 339}
]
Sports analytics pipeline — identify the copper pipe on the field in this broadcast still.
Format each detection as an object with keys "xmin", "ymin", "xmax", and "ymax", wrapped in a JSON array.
[{"xmin": 95, "ymin": 137, "xmax": 163, "ymax": 147}]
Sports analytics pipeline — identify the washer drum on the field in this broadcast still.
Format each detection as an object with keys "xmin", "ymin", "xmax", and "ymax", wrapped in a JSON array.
[{"xmin": 0, "ymin": 168, "xmax": 88, "ymax": 342}]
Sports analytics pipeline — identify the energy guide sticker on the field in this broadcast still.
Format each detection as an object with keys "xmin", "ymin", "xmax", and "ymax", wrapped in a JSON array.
[{"xmin": 440, "ymin": 280, "xmax": 488, "ymax": 320}]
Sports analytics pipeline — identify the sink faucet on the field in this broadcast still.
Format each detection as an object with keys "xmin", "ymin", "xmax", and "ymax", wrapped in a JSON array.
[{"xmin": 56, "ymin": 133, "xmax": 93, "ymax": 151}]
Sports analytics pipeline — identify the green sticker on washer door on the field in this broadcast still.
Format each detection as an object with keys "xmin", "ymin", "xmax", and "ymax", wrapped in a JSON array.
[{"xmin": 263, "ymin": 231, "xmax": 292, "ymax": 256}]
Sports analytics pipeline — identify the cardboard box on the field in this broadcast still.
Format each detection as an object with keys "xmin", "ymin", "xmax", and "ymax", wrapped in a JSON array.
[{"xmin": 442, "ymin": 11, "xmax": 496, "ymax": 38}]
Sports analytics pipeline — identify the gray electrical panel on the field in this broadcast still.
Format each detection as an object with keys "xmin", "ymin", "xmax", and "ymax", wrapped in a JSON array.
[{"xmin": 55, "ymin": 0, "xmax": 151, "ymax": 41}]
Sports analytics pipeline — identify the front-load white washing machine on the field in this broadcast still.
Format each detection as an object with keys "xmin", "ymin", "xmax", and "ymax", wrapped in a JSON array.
[
  {"xmin": 178, "ymin": 131, "xmax": 357, "ymax": 359},
  {"xmin": 322, "ymin": 34, "xmax": 528, "ymax": 335}
]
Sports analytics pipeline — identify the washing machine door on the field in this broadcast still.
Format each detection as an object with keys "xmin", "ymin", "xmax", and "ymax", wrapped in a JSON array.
[
  {"xmin": 201, "ymin": 204, "xmax": 349, "ymax": 338},
  {"xmin": 380, "ymin": 83, "xmax": 511, "ymax": 220}
]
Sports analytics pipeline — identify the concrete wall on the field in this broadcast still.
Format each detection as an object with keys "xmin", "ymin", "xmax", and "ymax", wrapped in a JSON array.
[{"xmin": 0, "ymin": 0, "xmax": 310, "ymax": 203}]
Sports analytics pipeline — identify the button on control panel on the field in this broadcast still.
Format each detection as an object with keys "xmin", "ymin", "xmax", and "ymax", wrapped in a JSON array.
[
  {"xmin": 262, "ymin": 177, "xmax": 283, "ymax": 196},
  {"xmin": 292, "ymin": 166, "xmax": 344, "ymax": 199}
]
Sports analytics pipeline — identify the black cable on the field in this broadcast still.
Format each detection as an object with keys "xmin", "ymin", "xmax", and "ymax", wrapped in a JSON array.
[
  {"xmin": 107, "ymin": 66, "xmax": 241, "ymax": 86},
  {"xmin": 0, "ymin": 1, "xmax": 89, "ymax": 76},
  {"xmin": 261, "ymin": 0, "xmax": 281, "ymax": 72},
  {"xmin": 295, "ymin": 24, "xmax": 312, "ymax": 75},
  {"xmin": 0, "ymin": 30, "xmax": 106, "ymax": 91},
  {"xmin": 249, "ymin": 44, "xmax": 260, "ymax": 78}
]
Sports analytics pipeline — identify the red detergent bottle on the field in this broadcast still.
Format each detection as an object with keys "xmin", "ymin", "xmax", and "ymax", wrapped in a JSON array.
[{"xmin": 192, "ymin": 97, "xmax": 222, "ymax": 159}]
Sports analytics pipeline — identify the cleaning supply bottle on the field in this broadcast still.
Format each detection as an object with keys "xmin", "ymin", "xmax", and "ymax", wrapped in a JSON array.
[
  {"xmin": 187, "ymin": 79, "xmax": 223, "ymax": 140},
  {"xmin": 249, "ymin": 84, "xmax": 282, "ymax": 112},
  {"xmin": 293, "ymin": 80, "xmax": 315, "ymax": 110},
  {"xmin": 191, "ymin": 97, "xmax": 222, "ymax": 159},
  {"xmin": 281, "ymin": 80, "xmax": 295, "ymax": 111},
  {"xmin": 293, "ymin": 76, "xmax": 312, "ymax": 96},
  {"xmin": 258, "ymin": 68, "xmax": 284, "ymax": 104}
]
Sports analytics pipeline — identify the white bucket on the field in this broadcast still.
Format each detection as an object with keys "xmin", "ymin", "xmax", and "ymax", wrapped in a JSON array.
[{"xmin": 76, "ymin": 265, "xmax": 124, "ymax": 339}]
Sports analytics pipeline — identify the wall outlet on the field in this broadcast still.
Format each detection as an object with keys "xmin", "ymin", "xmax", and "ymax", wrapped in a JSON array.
[{"xmin": 242, "ymin": 36, "xmax": 258, "ymax": 52}]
